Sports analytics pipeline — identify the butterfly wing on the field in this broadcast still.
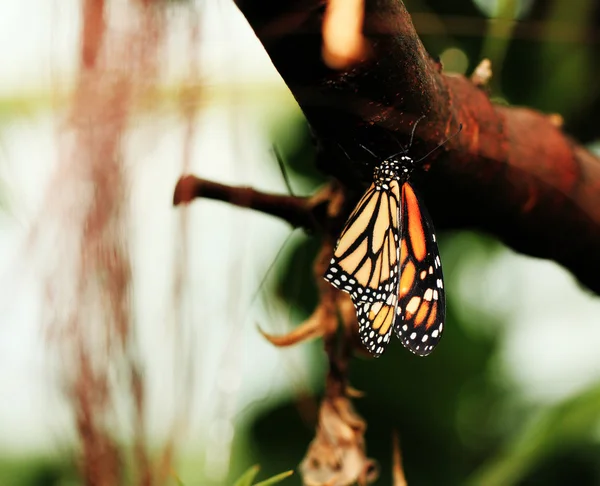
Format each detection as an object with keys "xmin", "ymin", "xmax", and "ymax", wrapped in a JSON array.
[
  {"xmin": 394, "ymin": 182, "xmax": 445, "ymax": 356},
  {"xmin": 324, "ymin": 181, "xmax": 402, "ymax": 357}
]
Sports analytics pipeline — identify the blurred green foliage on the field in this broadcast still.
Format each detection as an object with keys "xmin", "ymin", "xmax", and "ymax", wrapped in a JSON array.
[
  {"xmin": 415, "ymin": 0, "xmax": 600, "ymax": 141},
  {"xmin": 0, "ymin": 456, "xmax": 77, "ymax": 486}
]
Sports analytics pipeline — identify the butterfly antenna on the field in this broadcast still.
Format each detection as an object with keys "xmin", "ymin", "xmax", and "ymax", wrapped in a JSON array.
[
  {"xmin": 414, "ymin": 123, "xmax": 463, "ymax": 165},
  {"xmin": 407, "ymin": 115, "xmax": 426, "ymax": 151},
  {"xmin": 337, "ymin": 142, "xmax": 351, "ymax": 161},
  {"xmin": 339, "ymin": 142, "xmax": 379, "ymax": 161},
  {"xmin": 386, "ymin": 115, "xmax": 426, "ymax": 160},
  {"xmin": 271, "ymin": 144, "xmax": 295, "ymax": 197},
  {"xmin": 358, "ymin": 144, "xmax": 378, "ymax": 159}
]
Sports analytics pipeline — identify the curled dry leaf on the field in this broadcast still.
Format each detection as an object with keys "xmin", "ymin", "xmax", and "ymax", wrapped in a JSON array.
[
  {"xmin": 258, "ymin": 236, "xmax": 352, "ymax": 349},
  {"xmin": 257, "ymin": 301, "xmax": 335, "ymax": 347},
  {"xmin": 300, "ymin": 396, "xmax": 378, "ymax": 486}
]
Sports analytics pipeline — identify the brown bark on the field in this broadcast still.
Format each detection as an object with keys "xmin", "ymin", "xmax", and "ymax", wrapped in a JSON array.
[
  {"xmin": 173, "ymin": 175, "xmax": 320, "ymax": 230},
  {"xmin": 231, "ymin": 0, "xmax": 600, "ymax": 294}
]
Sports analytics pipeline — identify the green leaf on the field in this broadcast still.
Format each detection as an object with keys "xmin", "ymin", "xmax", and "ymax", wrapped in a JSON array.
[
  {"xmin": 253, "ymin": 470, "xmax": 294, "ymax": 486},
  {"xmin": 233, "ymin": 466, "xmax": 293, "ymax": 486},
  {"xmin": 233, "ymin": 465, "xmax": 260, "ymax": 486}
]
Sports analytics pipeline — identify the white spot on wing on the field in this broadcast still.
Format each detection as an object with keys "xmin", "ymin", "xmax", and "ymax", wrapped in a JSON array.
[
  {"xmin": 406, "ymin": 296, "xmax": 420, "ymax": 314},
  {"xmin": 370, "ymin": 302, "xmax": 383, "ymax": 315}
]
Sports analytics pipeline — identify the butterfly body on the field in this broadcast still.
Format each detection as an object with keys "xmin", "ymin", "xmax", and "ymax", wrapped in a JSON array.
[{"xmin": 324, "ymin": 152, "xmax": 445, "ymax": 357}]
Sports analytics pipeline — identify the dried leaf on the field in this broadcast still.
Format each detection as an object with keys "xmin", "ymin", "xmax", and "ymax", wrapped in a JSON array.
[{"xmin": 300, "ymin": 396, "xmax": 377, "ymax": 486}]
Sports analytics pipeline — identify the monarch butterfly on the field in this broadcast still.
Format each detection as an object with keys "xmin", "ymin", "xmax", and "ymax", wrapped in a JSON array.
[{"xmin": 324, "ymin": 119, "xmax": 462, "ymax": 357}]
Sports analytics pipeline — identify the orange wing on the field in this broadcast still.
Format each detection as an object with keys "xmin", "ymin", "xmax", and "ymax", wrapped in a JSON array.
[
  {"xmin": 394, "ymin": 182, "xmax": 445, "ymax": 356},
  {"xmin": 324, "ymin": 181, "xmax": 402, "ymax": 356}
]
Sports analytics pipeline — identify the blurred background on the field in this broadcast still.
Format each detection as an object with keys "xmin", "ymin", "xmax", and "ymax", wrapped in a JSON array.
[{"xmin": 1, "ymin": 0, "xmax": 600, "ymax": 485}]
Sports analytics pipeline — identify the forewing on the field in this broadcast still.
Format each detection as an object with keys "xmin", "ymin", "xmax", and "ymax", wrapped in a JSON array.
[
  {"xmin": 394, "ymin": 183, "xmax": 445, "ymax": 356},
  {"xmin": 324, "ymin": 181, "xmax": 402, "ymax": 356}
]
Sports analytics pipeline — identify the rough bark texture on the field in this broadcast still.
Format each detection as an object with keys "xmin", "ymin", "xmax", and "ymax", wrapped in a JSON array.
[{"xmin": 233, "ymin": 0, "xmax": 600, "ymax": 294}]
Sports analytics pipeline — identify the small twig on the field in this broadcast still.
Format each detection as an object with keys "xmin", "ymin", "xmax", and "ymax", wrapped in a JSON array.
[{"xmin": 173, "ymin": 175, "xmax": 318, "ymax": 230}]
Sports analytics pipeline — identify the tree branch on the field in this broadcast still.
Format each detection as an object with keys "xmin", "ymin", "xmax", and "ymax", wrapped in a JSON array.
[
  {"xmin": 173, "ymin": 175, "xmax": 319, "ymax": 230},
  {"xmin": 234, "ymin": 0, "xmax": 600, "ymax": 295}
]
